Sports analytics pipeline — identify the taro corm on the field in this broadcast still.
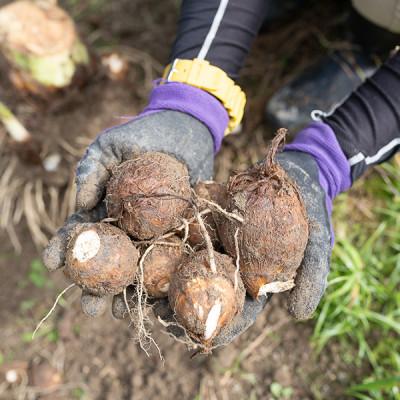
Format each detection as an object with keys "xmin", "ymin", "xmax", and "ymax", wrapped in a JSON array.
[
  {"xmin": 168, "ymin": 249, "xmax": 245, "ymax": 347},
  {"xmin": 106, "ymin": 152, "xmax": 191, "ymax": 240},
  {"xmin": 65, "ymin": 223, "xmax": 139, "ymax": 296},
  {"xmin": 218, "ymin": 129, "xmax": 309, "ymax": 299},
  {"xmin": 142, "ymin": 236, "xmax": 184, "ymax": 298},
  {"xmin": 0, "ymin": 1, "xmax": 90, "ymax": 95}
]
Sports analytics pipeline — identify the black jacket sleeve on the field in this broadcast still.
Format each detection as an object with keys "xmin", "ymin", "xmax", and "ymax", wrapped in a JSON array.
[
  {"xmin": 169, "ymin": 0, "xmax": 267, "ymax": 79},
  {"xmin": 325, "ymin": 49, "xmax": 400, "ymax": 180}
]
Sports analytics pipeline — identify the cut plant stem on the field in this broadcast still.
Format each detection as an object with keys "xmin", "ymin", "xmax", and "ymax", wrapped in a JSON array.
[
  {"xmin": 0, "ymin": 99, "xmax": 42, "ymax": 165},
  {"xmin": 0, "ymin": 100, "xmax": 31, "ymax": 143}
]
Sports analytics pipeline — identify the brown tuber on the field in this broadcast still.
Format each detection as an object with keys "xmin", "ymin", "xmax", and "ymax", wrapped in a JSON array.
[
  {"xmin": 64, "ymin": 223, "xmax": 139, "ymax": 296},
  {"xmin": 218, "ymin": 129, "xmax": 309, "ymax": 299},
  {"xmin": 143, "ymin": 236, "xmax": 184, "ymax": 298},
  {"xmin": 168, "ymin": 249, "xmax": 245, "ymax": 346},
  {"xmin": 106, "ymin": 152, "xmax": 191, "ymax": 240},
  {"xmin": 187, "ymin": 181, "xmax": 227, "ymax": 249}
]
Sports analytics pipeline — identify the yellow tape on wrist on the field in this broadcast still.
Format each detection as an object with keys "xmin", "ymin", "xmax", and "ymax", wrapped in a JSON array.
[{"xmin": 162, "ymin": 58, "xmax": 246, "ymax": 135}]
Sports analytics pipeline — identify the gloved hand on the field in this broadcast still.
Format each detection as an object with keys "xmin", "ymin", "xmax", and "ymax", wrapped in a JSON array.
[
  {"xmin": 214, "ymin": 149, "xmax": 332, "ymax": 346},
  {"xmin": 283, "ymin": 121, "xmax": 351, "ymax": 319},
  {"xmin": 148, "ymin": 146, "xmax": 332, "ymax": 348},
  {"xmin": 43, "ymin": 81, "xmax": 230, "ymax": 316},
  {"xmin": 74, "ymin": 110, "xmax": 214, "ymax": 210},
  {"xmin": 109, "ymin": 122, "xmax": 349, "ymax": 347},
  {"xmin": 43, "ymin": 203, "xmax": 112, "ymax": 316},
  {"xmin": 277, "ymin": 151, "xmax": 331, "ymax": 319}
]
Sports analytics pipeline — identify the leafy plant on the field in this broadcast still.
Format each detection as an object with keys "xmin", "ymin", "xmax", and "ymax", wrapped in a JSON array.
[
  {"xmin": 313, "ymin": 162, "xmax": 400, "ymax": 399},
  {"xmin": 28, "ymin": 259, "xmax": 51, "ymax": 288},
  {"xmin": 71, "ymin": 387, "xmax": 86, "ymax": 400},
  {"xmin": 347, "ymin": 377, "xmax": 400, "ymax": 400},
  {"xmin": 19, "ymin": 299, "xmax": 36, "ymax": 312},
  {"xmin": 270, "ymin": 382, "xmax": 293, "ymax": 399}
]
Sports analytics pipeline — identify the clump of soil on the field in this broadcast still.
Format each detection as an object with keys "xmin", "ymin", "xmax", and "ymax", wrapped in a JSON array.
[
  {"xmin": 187, "ymin": 181, "xmax": 227, "ymax": 249},
  {"xmin": 143, "ymin": 236, "xmax": 185, "ymax": 298},
  {"xmin": 218, "ymin": 129, "xmax": 309, "ymax": 299},
  {"xmin": 64, "ymin": 222, "xmax": 139, "ymax": 296},
  {"xmin": 28, "ymin": 360, "xmax": 62, "ymax": 391},
  {"xmin": 168, "ymin": 249, "xmax": 245, "ymax": 347},
  {"xmin": 106, "ymin": 152, "xmax": 191, "ymax": 240}
]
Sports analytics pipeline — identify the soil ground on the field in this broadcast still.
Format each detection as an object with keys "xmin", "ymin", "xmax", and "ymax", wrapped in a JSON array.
[{"xmin": 0, "ymin": 1, "xmax": 368, "ymax": 399}]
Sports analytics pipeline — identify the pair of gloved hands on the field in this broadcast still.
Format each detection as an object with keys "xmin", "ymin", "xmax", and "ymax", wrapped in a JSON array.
[{"xmin": 43, "ymin": 87, "xmax": 333, "ymax": 348}]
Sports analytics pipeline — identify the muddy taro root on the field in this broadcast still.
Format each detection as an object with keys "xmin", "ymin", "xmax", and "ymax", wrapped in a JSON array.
[
  {"xmin": 187, "ymin": 181, "xmax": 227, "ymax": 249},
  {"xmin": 106, "ymin": 152, "xmax": 191, "ymax": 240},
  {"xmin": 169, "ymin": 249, "xmax": 245, "ymax": 346},
  {"xmin": 65, "ymin": 223, "xmax": 139, "ymax": 296},
  {"xmin": 218, "ymin": 129, "xmax": 309, "ymax": 299},
  {"xmin": 143, "ymin": 236, "xmax": 184, "ymax": 298}
]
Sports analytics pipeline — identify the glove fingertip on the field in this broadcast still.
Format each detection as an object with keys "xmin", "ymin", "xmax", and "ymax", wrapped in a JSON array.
[
  {"xmin": 111, "ymin": 285, "xmax": 137, "ymax": 319},
  {"xmin": 42, "ymin": 236, "xmax": 66, "ymax": 272},
  {"xmin": 111, "ymin": 293, "xmax": 126, "ymax": 320},
  {"xmin": 81, "ymin": 292, "xmax": 107, "ymax": 317},
  {"xmin": 287, "ymin": 276, "xmax": 327, "ymax": 320},
  {"xmin": 76, "ymin": 185, "xmax": 102, "ymax": 210},
  {"xmin": 287, "ymin": 297, "xmax": 317, "ymax": 320}
]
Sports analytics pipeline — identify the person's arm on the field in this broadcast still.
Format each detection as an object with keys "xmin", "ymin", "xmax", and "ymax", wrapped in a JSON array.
[
  {"xmin": 325, "ymin": 49, "xmax": 400, "ymax": 180},
  {"xmin": 282, "ymin": 48, "xmax": 400, "ymax": 319},
  {"xmin": 144, "ymin": 0, "xmax": 268, "ymax": 152},
  {"xmin": 43, "ymin": 1, "xmax": 268, "ymax": 321},
  {"xmin": 170, "ymin": 0, "xmax": 267, "ymax": 79}
]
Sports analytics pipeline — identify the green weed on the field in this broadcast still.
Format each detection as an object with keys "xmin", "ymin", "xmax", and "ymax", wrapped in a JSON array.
[
  {"xmin": 71, "ymin": 387, "xmax": 86, "ymax": 400},
  {"xmin": 270, "ymin": 382, "xmax": 293, "ymax": 399},
  {"xmin": 313, "ymin": 162, "xmax": 400, "ymax": 399},
  {"xmin": 28, "ymin": 259, "xmax": 52, "ymax": 288},
  {"xmin": 347, "ymin": 377, "xmax": 400, "ymax": 400},
  {"xmin": 22, "ymin": 326, "xmax": 59, "ymax": 344},
  {"xmin": 19, "ymin": 299, "xmax": 36, "ymax": 313}
]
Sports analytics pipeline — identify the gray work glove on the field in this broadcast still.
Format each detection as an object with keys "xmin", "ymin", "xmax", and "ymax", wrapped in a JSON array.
[
  {"xmin": 43, "ymin": 111, "xmax": 214, "ymax": 316},
  {"xmin": 278, "ymin": 151, "xmax": 331, "ymax": 320},
  {"xmin": 141, "ymin": 151, "xmax": 331, "ymax": 348}
]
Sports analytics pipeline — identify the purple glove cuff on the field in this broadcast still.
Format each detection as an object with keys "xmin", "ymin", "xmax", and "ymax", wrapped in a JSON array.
[
  {"xmin": 142, "ymin": 82, "xmax": 229, "ymax": 153},
  {"xmin": 284, "ymin": 122, "xmax": 351, "ymax": 216}
]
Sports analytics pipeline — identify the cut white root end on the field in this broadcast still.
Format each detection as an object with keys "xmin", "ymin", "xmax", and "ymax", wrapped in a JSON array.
[
  {"xmin": 101, "ymin": 53, "xmax": 128, "ymax": 79},
  {"xmin": 204, "ymin": 301, "xmax": 222, "ymax": 340},
  {"xmin": 72, "ymin": 230, "xmax": 101, "ymax": 262},
  {"xmin": 194, "ymin": 303, "xmax": 204, "ymax": 320},
  {"xmin": 5, "ymin": 370, "xmax": 18, "ymax": 383},
  {"xmin": 43, "ymin": 153, "xmax": 61, "ymax": 172},
  {"xmin": 257, "ymin": 279, "xmax": 295, "ymax": 296},
  {"xmin": 159, "ymin": 282, "xmax": 170, "ymax": 293}
]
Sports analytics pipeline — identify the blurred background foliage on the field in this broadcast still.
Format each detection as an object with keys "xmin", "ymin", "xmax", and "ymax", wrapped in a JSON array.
[{"xmin": 315, "ymin": 157, "xmax": 400, "ymax": 399}]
